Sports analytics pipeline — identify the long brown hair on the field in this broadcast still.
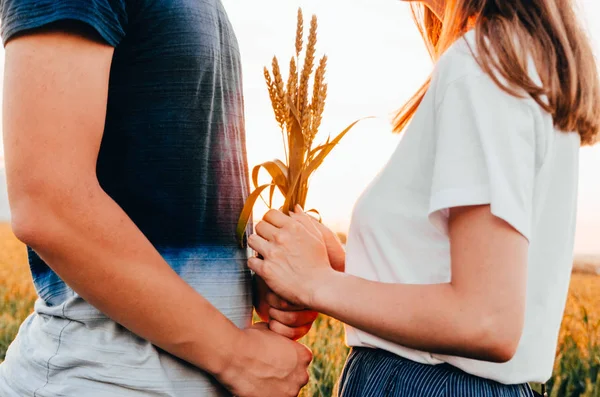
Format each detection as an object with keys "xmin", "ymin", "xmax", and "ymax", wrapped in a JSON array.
[{"xmin": 393, "ymin": 0, "xmax": 600, "ymax": 146}]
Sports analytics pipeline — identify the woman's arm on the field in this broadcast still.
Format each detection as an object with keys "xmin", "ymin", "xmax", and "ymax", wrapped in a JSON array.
[
  {"xmin": 4, "ymin": 28, "xmax": 311, "ymax": 397},
  {"xmin": 248, "ymin": 206, "xmax": 528, "ymax": 363}
]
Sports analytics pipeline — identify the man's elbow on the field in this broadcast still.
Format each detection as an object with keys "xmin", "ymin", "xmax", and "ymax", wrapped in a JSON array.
[
  {"xmin": 10, "ymin": 193, "xmax": 54, "ymax": 248},
  {"xmin": 9, "ymin": 181, "xmax": 84, "ymax": 248}
]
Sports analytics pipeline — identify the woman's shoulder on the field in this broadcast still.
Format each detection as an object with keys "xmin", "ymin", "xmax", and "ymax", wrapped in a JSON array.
[
  {"xmin": 430, "ymin": 30, "xmax": 567, "ymax": 174},
  {"xmin": 431, "ymin": 29, "xmax": 543, "ymax": 115},
  {"xmin": 432, "ymin": 30, "xmax": 484, "ymax": 90}
]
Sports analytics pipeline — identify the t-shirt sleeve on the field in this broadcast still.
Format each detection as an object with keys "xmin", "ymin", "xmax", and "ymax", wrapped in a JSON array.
[
  {"xmin": 428, "ymin": 73, "xmax": 537, "ymax": 240},
  {"xmin": 1, "ymin": 0, "xmax": 127, "ymax": 46}
]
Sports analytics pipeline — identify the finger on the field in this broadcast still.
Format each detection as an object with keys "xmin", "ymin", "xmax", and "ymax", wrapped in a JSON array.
[
  {"xmin": 298, "ymin": 343, "xmax": 314, "ymax": 365},
  {"xmin": 291, "ymin": 207, "xmax": 322, "ymax": 239},
  {"xmin": 247, "ymin": 256, "xmax": 267, "ymax": 278},
  {"xmin": 265, "ymin": 292, "xmax": 306, "ymax": 311},
  {"xmin": 269, "ymin": 307, "xmax": 318, "ymax": 327},
  {"xmin": 263, "ymin": 208, "xmax": 292, "ymax": 228},
  {"xmin": 331, "ymin": 256, "xmax": 346, "ymax": 273},
  {"xmin": 253, "ymin": 275, "xmax": 272, "ymax": 322},
  {"xmin": 255, "ymin": 220, "xmax": 279, "ymax": 241},
  {"xmin": 310, "ymin": 216, "xmax": 333, "ymax": 237},
  {"xmin": 295, "ymin": 205, "xmax": 321, "ymax": 232},
  {"xmin": 247, "ymin": 234, "xmax": 271, "ymax": 259},
  {"xmin": 268, "ymin": 319, "xmax": 313, "ymax": 341},
  {"xmin": 251, "ymin": 322, "xmax": 269, "ymax": 330},
  {"xmin": 309, "ymin": 219, "xmax": 346, "ymax": 273}
]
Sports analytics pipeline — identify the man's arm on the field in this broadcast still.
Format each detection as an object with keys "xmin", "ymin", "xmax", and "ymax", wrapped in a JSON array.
[{"xmin": 3, "ymin": 28, "xmax": 310, "ymax": 397}]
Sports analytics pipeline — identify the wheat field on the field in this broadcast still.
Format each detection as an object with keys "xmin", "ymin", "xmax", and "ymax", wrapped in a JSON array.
[{"xmin": 0, "ymin": 223, "xmax": 598, "ymax": 396}]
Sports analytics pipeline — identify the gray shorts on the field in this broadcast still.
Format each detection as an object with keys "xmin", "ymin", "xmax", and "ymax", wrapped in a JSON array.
[{"xmin": 0, "ymin": 247, "xmax": 252, "ymax": 397}]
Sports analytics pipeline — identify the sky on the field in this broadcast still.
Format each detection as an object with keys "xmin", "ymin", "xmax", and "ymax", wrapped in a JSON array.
[
  {"xmin": 0, "ymin": 0, "xmax": 599, "ymax": 255},
  {"xmin": 220, "ymin": 0, "xmax": 600, "ymax": 255}
]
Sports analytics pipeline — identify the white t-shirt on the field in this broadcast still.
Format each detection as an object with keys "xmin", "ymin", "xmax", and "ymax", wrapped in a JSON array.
[{"xmin": 344, "ymin": 30, "xmax": 580, "ymax": 385}]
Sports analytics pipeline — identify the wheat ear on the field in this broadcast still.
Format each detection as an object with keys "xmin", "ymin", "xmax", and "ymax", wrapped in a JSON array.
[
  {"xmin": 264, "ymin": 67, "xmax": 286, "ymax": 131},
  {"xmin": 298, "ymin": 15, "xmax": 318, "ymax": 136},
  {"xmin": 295, "ymin": 8, "xmax": 304, "ymax": 57},
  {"xmin": 308, "ymin": 55, "xmax": 328, "ymax": 148}
]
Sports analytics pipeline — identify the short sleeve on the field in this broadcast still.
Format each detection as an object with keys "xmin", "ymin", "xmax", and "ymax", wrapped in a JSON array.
[
  {"xmin": 428, "ymin": 73, "xmax": 537, "ymax": 240},
  {"xmin": 1, "ymin": 0, "xmax": 127, "ymax": 46}
]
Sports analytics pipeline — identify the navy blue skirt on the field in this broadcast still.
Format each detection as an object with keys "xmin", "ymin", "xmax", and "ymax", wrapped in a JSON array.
[{"xmin": 338, "ymin": 348, "xmax": 534, "ymax": 397}]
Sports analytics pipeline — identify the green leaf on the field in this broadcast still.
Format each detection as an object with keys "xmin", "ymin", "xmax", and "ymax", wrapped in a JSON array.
[{"xmin": 236, "ymin": 183, "xmax": 275, "ymax": 248}]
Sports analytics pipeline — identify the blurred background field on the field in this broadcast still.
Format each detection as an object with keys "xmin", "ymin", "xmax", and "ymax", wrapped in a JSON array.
[
  {"xmin": 0, "ymin": 222, "xmax": 599, "ymax": 396},
  {"xmin": 299, "ymin": 273, "xmax": 600, "ymax": 397}
]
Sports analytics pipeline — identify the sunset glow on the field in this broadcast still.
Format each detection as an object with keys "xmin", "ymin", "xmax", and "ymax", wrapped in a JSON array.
[
  {"xmin": 0, "ymin": 0, "xmax": 598, "ymax": 254},
  {"xmin": 222, "ymin": 0, "xmax": 600, "ymax": 255}
]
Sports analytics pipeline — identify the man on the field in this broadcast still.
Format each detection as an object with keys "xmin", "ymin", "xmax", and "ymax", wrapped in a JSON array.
[{"xmin": 0, "ymin": 0, "xmax": 313, "ymax": 395}]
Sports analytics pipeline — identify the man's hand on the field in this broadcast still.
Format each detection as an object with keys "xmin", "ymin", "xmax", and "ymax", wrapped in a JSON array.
[
  {"xmin": 254, "ymin": 275, "xmax": 318, "ymax": 340},
  {"xmin": 218, "ymin": 323, "xmax": 312, "ymax": 397}
]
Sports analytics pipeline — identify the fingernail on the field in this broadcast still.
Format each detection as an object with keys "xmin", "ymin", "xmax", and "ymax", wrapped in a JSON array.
[{"xmin": 295, "ymin": 204, "xmax": 303, "ymax": 213}]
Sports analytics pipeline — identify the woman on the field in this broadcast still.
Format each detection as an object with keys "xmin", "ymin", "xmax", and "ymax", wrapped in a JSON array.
[{"xmin": 249, "ymin": 0, "xmax": 599, "ymax": 395}]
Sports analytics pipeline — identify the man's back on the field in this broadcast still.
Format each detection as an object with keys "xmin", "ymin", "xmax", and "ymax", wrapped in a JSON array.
[
  {"xmin": 0, "ymin": 0, "xmax": 253, "ymax": 395},
  {"xmin": 99, "ymin": 0, "xmax": 249, "ymax": 247},
  {"xmin": 2, "ymin": 0, "xmax": 251, "ymax": 306}
]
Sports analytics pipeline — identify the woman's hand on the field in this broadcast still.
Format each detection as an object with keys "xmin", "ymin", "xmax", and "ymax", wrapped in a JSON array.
[
  {"xmin": 309, "ymin": 217, "xmax": 346, "ymax": 273},
  {"xmin": 252, "ymin": 209, "xmax": 344, "ymax": 339},
  {"xmin": 248, "ymin": 206, "xmax": 335, "ymax": 308}
]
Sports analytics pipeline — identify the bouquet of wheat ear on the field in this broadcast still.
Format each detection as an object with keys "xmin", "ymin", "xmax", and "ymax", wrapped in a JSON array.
[{"xmin": 236, "ymin": 8, "xmax": 366, "ymax": 246}]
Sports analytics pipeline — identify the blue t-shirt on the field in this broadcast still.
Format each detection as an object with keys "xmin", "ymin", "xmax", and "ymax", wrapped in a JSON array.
[{"xmin": 1, "ymin": 0, "xmax": 250, "ymax": 306}]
